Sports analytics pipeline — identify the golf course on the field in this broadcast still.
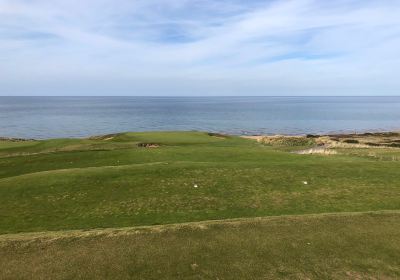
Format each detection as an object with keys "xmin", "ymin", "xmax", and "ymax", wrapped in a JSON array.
[{"xmin": 1, "ymin": 131, "xmax": 400, "ymax": 279}]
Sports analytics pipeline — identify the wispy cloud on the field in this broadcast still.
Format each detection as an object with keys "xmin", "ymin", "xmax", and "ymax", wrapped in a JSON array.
[{"xmin": 0, "ymin": 0, "xmax": 399, "ymax": 95}]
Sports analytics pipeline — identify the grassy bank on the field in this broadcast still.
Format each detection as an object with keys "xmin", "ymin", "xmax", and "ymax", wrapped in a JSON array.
[{"xmin": 1, "ymin": 211, "xmax": 399, "ymax": 279}]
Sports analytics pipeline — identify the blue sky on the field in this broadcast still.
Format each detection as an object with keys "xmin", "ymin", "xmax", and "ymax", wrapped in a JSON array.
[{"xmin": 0, "ymin": 0, "xmax": 399, "ymax": 96}]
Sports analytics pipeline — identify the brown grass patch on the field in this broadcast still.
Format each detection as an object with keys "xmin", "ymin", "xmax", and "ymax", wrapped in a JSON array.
[{"xmin": 137, "ymin": 143, "xmax": 160, "ymax": 148}]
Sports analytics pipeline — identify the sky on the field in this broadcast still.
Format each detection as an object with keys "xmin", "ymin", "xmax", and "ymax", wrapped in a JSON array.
[{"xmin": 0, "ymin": 0, "xmax": 399, "ymax": 96}]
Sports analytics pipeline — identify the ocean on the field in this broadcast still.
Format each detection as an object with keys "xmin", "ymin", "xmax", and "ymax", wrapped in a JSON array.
[{"xmin": 0, "ymin": 96, "xmax": 399, "ymax": 139}]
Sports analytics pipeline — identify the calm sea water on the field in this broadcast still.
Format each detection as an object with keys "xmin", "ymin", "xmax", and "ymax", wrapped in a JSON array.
[{"xmin": 0, "ymin": 96, "xmax": 399, "ymax": 139}]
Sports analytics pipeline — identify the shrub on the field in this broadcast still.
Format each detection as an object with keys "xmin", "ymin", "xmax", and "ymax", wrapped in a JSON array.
[
  {"xmin": 260, "ymin": 136, "xmax": 315, "ymax": 147},
  {"xmin": 343, "ymin": 139, "xmax": 359, "ymax": 144}
]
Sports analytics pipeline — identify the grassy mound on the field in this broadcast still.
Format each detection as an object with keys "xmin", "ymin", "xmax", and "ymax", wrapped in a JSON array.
[{"xmin": 259, "ymin": 135, "xmax": 316, "ymax": 147}]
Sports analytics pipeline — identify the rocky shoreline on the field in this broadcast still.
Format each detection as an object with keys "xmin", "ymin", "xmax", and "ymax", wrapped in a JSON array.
[{"xmin": 0, "ymin": 137, "xmax": 36, "ymax": 142}]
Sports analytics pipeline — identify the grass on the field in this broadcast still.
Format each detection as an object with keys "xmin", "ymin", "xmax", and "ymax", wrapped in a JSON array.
[
  {"xmin": 335, "ymin": 147, "xmax": 400, "ymax": 161},
  {"xmin": 1, "ymin": 211, "xmax": 399, "ymax": 279},
  {"xmin": 1, "ymin": 131, "xmax": 400, "ymax": 234},
  {"xmin": 1, "ymin": 131, "xmax": 400, "ymax": 278},
  {"xmin": 259, "ymin": 135, "xmax": 316, "ymax": 147}
]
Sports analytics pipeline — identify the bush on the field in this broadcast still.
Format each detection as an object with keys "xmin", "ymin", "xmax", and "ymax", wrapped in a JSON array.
[
  {"xmin": 260, "ymin": 136, "xmax": 315, "ymax": 147},
  {"xmin": 343, "ymin": 139, "xmax": 359, "ymax": 144}
]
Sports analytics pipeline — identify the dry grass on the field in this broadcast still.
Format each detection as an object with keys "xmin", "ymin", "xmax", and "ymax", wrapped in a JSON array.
[
  {"xmin": 324, "ymin": 132, "xmax": 400, "ymax": 148},
  {"xmin": 294, "ymin": 147, "xmax": 338, "ymax": 155},
  {"xmin": 244, "ymin": 132, "xmax": 400, "ymax": 149},
  {"xmin": 244, "ymin": 133, "xmax": 400, "ymax": 156}
]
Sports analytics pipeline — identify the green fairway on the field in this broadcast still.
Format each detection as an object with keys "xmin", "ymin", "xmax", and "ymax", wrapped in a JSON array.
[{"xmin": 1, "ymin": 131, "xmax": 400, "ymax": 234}]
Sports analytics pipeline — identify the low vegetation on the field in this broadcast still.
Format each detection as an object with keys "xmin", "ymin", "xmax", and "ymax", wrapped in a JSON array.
[
  {"xmin": 1, "ymin": 131, "xmax": 399, "ymax": 279},
  {"xmin": 258, "ymin": 135, "xmax": 316, "ymax": 147},
  {"xmin": 1, "ymin": 212, "xmax": 399, "ymax": 279},
  {"xmin": 322, "ymin": 131, "xmax": 400, "ymax": 148}
]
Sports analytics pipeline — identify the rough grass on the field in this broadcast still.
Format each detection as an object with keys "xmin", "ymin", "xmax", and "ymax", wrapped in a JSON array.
[
  {"xmin": 259, "ymin": 135, "xmax": 316, "ymax": 147},
  {"xmin": 335, "ymin": 147, "xmax": 400, "ymax": 161},
  {"xmin": 1, "ymin": 211, "xmax": 399, "ymax": 279},
  {"xmin": 293, "ymin": 147, "xmax": 338, "ymax": 155},
  {"xmin": 330, "ymin": 132, "xmax": 400, "ymax": 148}
]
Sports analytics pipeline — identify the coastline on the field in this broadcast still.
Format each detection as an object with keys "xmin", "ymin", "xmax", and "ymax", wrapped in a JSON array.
[
  {"xmin": 2, "ymin": 130, "xmax": 400, "ymax": 143},
  {"xmin": 2, "ymin": 96, "xmax": 400, "ymax": 140}
]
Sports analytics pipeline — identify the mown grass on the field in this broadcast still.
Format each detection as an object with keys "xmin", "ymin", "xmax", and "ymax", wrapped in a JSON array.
[
  {"xmin": 1, "ymin": 131, "xmax": 400, "ymax": 234},
  {"xmin": 1, "ymin": 211, "xmax": 399, "ymax": 279},
  {"xmin": 1, "ymin": 131, "xmax": 400, "ymax": 279}
]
